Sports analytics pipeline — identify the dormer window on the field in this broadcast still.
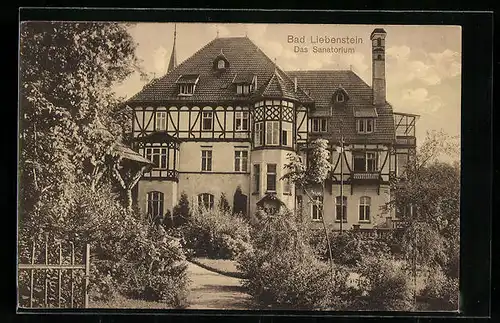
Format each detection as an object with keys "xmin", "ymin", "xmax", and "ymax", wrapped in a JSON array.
[
  {"xmin": 233, "ymin": 73, "xmax": 256, "ymax": 96},
  {"xmin": 217, "ymin": 60, "xmax": 226, "ymax": 69},
  {"xmin": 175, "ymin": 74, "xmax": 200, "ymax": 96},
  {"xmin": 333, "ymin": 87, "xmax": 349, "ymax": 103},
  {"xmin": 357, "ymin": 119, "xmax": 375, "ymax": 134},
  {"xmin": 213, "ymin": 50, "xmax": 229, "ymax": 71},
  {"xmin": 236, "ymin": 84, "xmax": 252, "ymax": 95},
  {"xmin": 179, "ymin": 84, "xmax": 194, "ymax": 95}
]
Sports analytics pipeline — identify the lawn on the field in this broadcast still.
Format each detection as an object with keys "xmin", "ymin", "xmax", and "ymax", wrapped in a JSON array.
[
  {"xmin": 190, "ymin": 257, "xmax": 246, "ymax": 279},
  {"xmin": 89, "ymin": 294, "xmax": 185, "ymax": 309}
]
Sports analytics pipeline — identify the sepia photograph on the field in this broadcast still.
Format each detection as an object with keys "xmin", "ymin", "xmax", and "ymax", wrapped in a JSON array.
[{"xmin": 17, "ymin": 20, "xmax": 461, "ymax": 312}]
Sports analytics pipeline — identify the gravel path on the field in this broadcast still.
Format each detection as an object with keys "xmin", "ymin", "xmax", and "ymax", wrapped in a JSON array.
[{"xmin": 186, "ymin": 261, "xmax": 255, "ymax": 310}]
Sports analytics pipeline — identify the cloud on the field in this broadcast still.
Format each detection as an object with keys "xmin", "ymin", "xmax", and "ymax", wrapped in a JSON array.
[
  {"xmin": 152, "ymin": 45, "xmax": 168, "ymax": 74},
  {"xmin": 386, "ymin": 45, "xmax": 411, "ymax": 60},
  {"xmin": 386, "ymin": 46, "xmax": 461, "ymax": 86},
  {"xmin": 400, "ymin": 88, "xmax": 443, "ymax": 113}
]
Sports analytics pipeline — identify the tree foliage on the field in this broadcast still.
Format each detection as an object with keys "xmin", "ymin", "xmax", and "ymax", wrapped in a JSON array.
[{"xmin": 19, "ymin": 22, "xmax": 141, "ymax": 228}]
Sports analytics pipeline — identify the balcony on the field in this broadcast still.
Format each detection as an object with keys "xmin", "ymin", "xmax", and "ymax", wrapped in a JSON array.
[
  {"xmin": 395, "ymin": 136, "xmax": 416, "ymax": 147},
  {"xmin": 351, "ymin": 172, "xmax": 380, "ymax": 181}
]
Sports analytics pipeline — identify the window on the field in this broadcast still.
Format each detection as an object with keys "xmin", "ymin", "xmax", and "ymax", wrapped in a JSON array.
[
  {"xmin": 266, "ymin": 121, "xmax": 280, "ymax": 145},
  {"xmin": 282, "ymin": 122, "xmax": 292, "ymax": 147},
  {"xmin": 202, "ymin": 112, "xmax": 213, "ymax": 131},
  {"xmin": 254, "ymin": 122, "xmax": 263, "ymax": 146},
  {"xmin": 335, "ymin": 196, "xmax": 347, "ymax": 222},
  {"xmin": 236, "ymin": 84, "xmax": 252, "ymax": 95},
  {"xmin": 359, "ymin": 196, "xmax": 371, "ymax": 222},
  {"xmin": 234, "ymin": 150, "xmax": 248, "ymax": 172},
  {"xmin": 311, "ymin": 196, "xmax": 323, "ymax": 221},
  {"xmin": 179, "ymin": 84, "xmax": 194, "ymax": 95},
  {"xmin": 235, "ymin": 111, "xmax": 249, "ymax": 131},
  {"xmin": 146, "ymin": 147, "xmax": 167, "ymax": 168},
  {"xmin": 147, "ymin": 191, "xmax": 164, "ymax": 219},
  {"xmin": 283, "ymin": 176, "xmax": 291, "ymax": 194},
  {"xmin": 201, "ymin": 150, "xmax": 212, "ymax": 171},
  {"xmin": 156, "ymin": 112, "xmax": 167, "ymax": 131},
  {"xmin": 217, "ymin": 60, "xmax": 225, "ymax": 69},
  {"xmin": 353, "ymin": 151, "xmax": 378, "ymax": 172},
  {"xmin": 357, "ymin": 119, "xmax": 375, "ymax": 134},
  {"xmin": 198, "ymin": 193, "xmax": 214, "ymax": 210},
  {"xmin": 311, "ymin": 118, "xmax": 328, "ymax": 132},
  {"xmin": 253, "ymin": 164, "xmax": 260, "ymax": 193},
  {"xmin": 336, "ymin": 93, "xmax": 345, "ymax": 102},
  {"xmin": 266, "ymin": 164, "xmax": 277, "ymax": 192}
]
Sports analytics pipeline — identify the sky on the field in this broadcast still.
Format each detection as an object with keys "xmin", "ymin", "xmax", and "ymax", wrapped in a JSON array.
[{"xmin": 113, "ymin": 23, "xmax": 461, "ymax": 155}]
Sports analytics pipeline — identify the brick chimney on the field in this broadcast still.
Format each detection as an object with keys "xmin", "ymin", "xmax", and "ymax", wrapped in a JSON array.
[{"xmin": 370, "ymin": 28, "xmax": 387, "ymax": 106}]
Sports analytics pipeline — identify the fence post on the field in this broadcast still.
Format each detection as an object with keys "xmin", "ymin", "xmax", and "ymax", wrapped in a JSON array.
[{"xmin": 83, "ymin": 244, "xmax": 90, "ymax": 308}]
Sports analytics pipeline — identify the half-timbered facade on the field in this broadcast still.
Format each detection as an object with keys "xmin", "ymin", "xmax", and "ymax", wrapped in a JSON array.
[{"xmin": 123, "ymin": 27, "xmax": 417, "ymax": 229}]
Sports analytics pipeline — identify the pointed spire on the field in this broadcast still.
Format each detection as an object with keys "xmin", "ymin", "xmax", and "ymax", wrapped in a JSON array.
[{"xmin": 167, "ymin": 24, "xmax": 177, "ymax": 74}]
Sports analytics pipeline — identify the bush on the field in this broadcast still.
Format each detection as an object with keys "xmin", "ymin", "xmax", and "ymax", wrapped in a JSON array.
[
  {"xmin": 238, "ymin": 209, "xmax": 351, "ymax": 310},
  {"xmin": 308, "ymin": 229, "xmax": 392, "ymax": 268},
  {"xmin": 354, "ymin": 256, "xmax": 414, "ymax": 311},
  {"xmin": 180, "ymin": 207, "xmax": 252, "ymax": 260},
  {"xmin": 18, "ymin": 183, "xmax": 190, "ymax": 307},
  {"xmin": 420, "ymin": 268, "xmax": 459, "ymax": 311}
]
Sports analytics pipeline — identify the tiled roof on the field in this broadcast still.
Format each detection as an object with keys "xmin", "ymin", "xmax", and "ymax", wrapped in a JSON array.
[
  {"xmin": 353, "ymin": 106, "xmax": 378, "ymax": 118},
  {"xmin": 175, "ymin": 74, "xmax": 200, "ymax": 84},
  {"xmin": 287, "ymin": 70, "xmax": 395, "ymax": 144},
  {"xmin": 127, "ymin": 37, "xmax": 311, "ymax": 105},
  {"xmin": 232, "ymin": 72, "xmax": 255, "ymax": 84}
]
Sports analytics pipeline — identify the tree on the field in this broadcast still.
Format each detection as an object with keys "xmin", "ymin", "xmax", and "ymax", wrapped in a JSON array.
[
  {"xmin": 385, "ymin": 130, "xmax": 460, "ymax": 308},
  {"xmin": 19, "ymin": 21, "xmax": 142, "ymax": 235},
  {"xmin": 283, "ymin": 138, "xmax": 335, "ymax": 272},
  {"xmin": 172, "ymin": 192, "xmax": 191, "ymax": 227},
  {"xmin": 218, "ymin": 193, "xmax": 231, "ymax": 213},
  {"xmin": 233, "ymin": 186, "xmax": 247, "ymax": 217}
]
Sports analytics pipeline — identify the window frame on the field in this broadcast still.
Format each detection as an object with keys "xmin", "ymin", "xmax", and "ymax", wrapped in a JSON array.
[
  {"xmin": 217, "ymin": 60, "xmax": 225, "ymax": 69},
  {"xmin": 336, "ymin": 92, "xmax": 345, "ymax": 102},
  {"xmin": 145, "ymin": 147, "xmax": 168, "ymax": 169},
  {"xmin": 353, "ymin": 151, "xmax": 378, "ymax": 172},
  {"xmin": 254, "ymin": 122, "xmax": 263, "ymax": 146},
  {"xmin": 265, "ymin": 121, "xmax": 280, "ymax": 146},
  {"xmin": 311, "ymin": 196, "xmax": 323, "ymax": 221},
  {"xmin": 335, "ymin": 196, "xmax": 348, "ymax": 222},
  {"xmin": 357, "ymin": 118, "xmax": 375, "ymax": 134},
  {"xmin": 253, "ymin": 164, "xmax": 260, "ymax": 193},
  {"xmin": 266, "ymin": 163, "xmax": 277, "ymax": 192},
  {"xmin": 281, "ymin": 122, "xmax": 292, "ymax": 147},
  {"xmin": 198, "ymin": 193, "xmax": 215, "ymax": 210},
  {"xmin": 311, "ymin": 118, "xmax": 328, "ymax": 133},
  {"xmin": 235, "ymin": 111, "xmax": 249, "ymax": 131},
  {"xmin": 234, "ymin": 150, "xmax": 248, "ymax": 172},
  {"xmin": 202, "ymin": 111, "xmax": 213, "ymax": 131},
  {"xmin": 179, "ymin": 84, "xmax": 195, "ymax": 96},
  {"xmin": 359, "ymin": 196, "xmax": 371, "ymax": 222},
  {"xmin": 201, "ymin": 149, "xmax": 212, "ymax": 172},
  {"xmin": 147, "ymin": 191, "xmax": 164, "ymax": 219},
  {"xmin": 155, "ymin": 111, "xmax": 167, "ymax": 131}
]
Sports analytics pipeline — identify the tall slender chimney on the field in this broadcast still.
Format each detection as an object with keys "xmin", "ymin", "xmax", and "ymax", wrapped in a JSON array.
[
  {"xmin": 167, "ymin": 24, "xmax": 178, "ymax": 74},
  {"xmin": 294, "ymin": 77, "xmax": 298, "ymax": 92},
  {"xmin": 370, "ymin": 28, "xmax": 387, "ymax": 106}
]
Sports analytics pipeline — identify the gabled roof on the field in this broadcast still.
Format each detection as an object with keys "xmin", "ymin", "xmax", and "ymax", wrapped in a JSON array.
[
  {"xmin": 287, "ymin": 70, "xmax": 395, "ymax": 144},
  {"xmin": 127, "ymin": 37, "xmax": 312, "ymax": 104},
  {"xmin": 232, "ymin": 72, "xmax": 255, "ymax": 84}
]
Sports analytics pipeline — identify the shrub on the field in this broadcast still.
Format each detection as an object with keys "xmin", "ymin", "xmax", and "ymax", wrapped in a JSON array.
[
  {"xmin": 420, "ymin": 268, "xmax": 459, "ymax": 311},
  {"xmin": 180, "ymin": 207, "xmax": 252, "ymax": 259},
  {"xmin": 171, "ymin": 192, "xmax": 191, "ymax": 227},
  {"xmin": 232, "ymin": 186, "xmax": 247, "ymax": 218},
  {"xmin": 238, "ymin": 208, "xmax": 351, "ymax": 310},
  {"xmin": 308, "ymin": 229, "xmax": 392, "ymax": 268},
  {"xmin": 354, "ymin": 256, "xmax": 414, "ymax": 311},
  {"xmin": 218, "ymin": 193, "xmax": 231, "ymax": 213},
  {"xmin": 18, "ymin": 183, "xmax": 190, "ymax": 307}
]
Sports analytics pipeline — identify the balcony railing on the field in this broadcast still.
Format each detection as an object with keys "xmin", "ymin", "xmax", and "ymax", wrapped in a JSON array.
[
  {"xmin": 395, "ymin": 136, "xmax": 416, "ymax": 146},
  {"xmin": 351, "ymin": 172, "xmax": 380, "ymax": 181}
]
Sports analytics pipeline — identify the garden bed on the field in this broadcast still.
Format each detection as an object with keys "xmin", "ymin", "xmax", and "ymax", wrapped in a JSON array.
[{"xmin": 190, "ymin": 257, "xmax": 247, "ymax": 279}]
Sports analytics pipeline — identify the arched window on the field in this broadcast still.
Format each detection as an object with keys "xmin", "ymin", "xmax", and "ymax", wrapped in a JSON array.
[
  {"xmin": 198, "ymin": 193, "xmax": 214, "ymax": 210},
  {"xmin": 217, "ymin": 60, "xmax": 225, "ymax": 69},
  {"xmin": 336, "ymin": 92, "xmax": 345, "ymax": 102},
  {"xmin": 359, "ymin": 196, "xmax": 371, "ymax": 222},
  {"xmin": 147, "ymin": 191, "xmax": 164, "ymax": 219},
  {"xmin": 335, "ymin": 196, "xmax": 347, "ymax": 222}
]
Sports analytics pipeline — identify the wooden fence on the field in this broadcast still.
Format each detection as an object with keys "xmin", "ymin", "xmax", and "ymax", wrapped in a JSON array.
[{"xmin": 18, "ymin": 236, "xmax": 90, "ymax": 309}]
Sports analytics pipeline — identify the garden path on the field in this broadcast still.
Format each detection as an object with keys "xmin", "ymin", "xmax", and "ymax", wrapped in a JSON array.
[{"xmin": 186, "ymin": 262, "xmax": 255, "ymax": 310}]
